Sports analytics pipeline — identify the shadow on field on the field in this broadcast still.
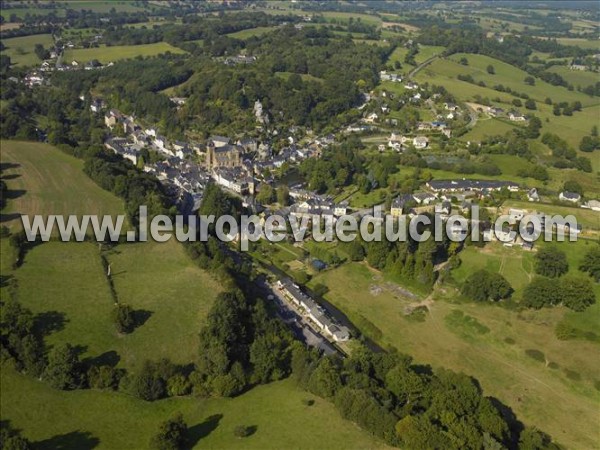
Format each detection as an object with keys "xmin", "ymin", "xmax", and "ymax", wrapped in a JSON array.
[
  {"xmin": 132, "ymin": 309, "xmax": 153, "ymax": 330},
  {"xmin": 34, "ymin": 430, "xmax": 100, "ymax": 450},
  {"xmin": 185, "ymin": 414, "xmax": 223, "ymax": 448},
  {"xmin": 0, "ymin": 212, "xmax": 22, "ymax": 223},
  {"xmin": 85, "ymin": 350, "xmax": 121, "ymax": 368},
  {"xmin": 34, "ymin": 310, "xmax": 68, "ymax": 336},
  {"xmin": 0, "ymin": 162, "xmax": 20, "ymax": 171}
]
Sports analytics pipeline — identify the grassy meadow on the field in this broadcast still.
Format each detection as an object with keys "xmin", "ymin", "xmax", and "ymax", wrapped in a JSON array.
[
  {"xmin": 63, "ymin": 42, "xmax": 186, "ymax": 64},
  {"xmin": 0, "ymin": 140, "xmax": 128, "ymax": 233},
  {"xmin": 0, "ymin": 34, "xmax": 55, "ymax": 67},
  {"xmin": 1, "ymin": 369, "xmax": 386, "ymax": 450},
  {"xmin": 227, "ymin": 26, "xmax": 279, "ymax": 39},
  {"xmin": 8, "ymin": 240, "xmax": 222, "ymax": 372}
]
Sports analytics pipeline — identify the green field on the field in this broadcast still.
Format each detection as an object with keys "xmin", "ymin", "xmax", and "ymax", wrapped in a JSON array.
[
  {"xmin": 461, "ymin": 117, "xmax": 519, "ymax": 141},
  {"xmin": 63, "ymin": 42, "xmax": 186, "ymax": 64},
  {"xmin": 8, "ymin": 240, "xmax": 222, "ymax": 372},
  {"xmin": 414, "ymin": 45, "xmax": 446, "ymax": 65},
  {"xmin": 310, "ymin": 261, "xmax": 600, "ymax": 450},
  {"xmin": 1, "ymin": 1, "xmax": 148, "ymax": 20},
  {"xmin": 547, "ymin": 65, "xmax": 599, "ymax": 88},
  {"xmin": 227, "ymin": 26, "xmax": 279, "ymax": 39},
  {"xmin": 1, "ymin": 369, "xmax": 385, "ymax": 450},
  {"xmin": 275, "ymin": 71, "xmax": 324, "ymax": 83},
  {"xmin": 0, "ymin": 34, "xmax": 55, "ymax": 67},
  {"xmin": 556, "ymin": 38, "xmax": 600, "ymax": 50},
  {"xmin": 0, "ymin": 141, "xmax": 385, "ymax": 450},
  {"xmin": 0, "ymin": 141, "xmax": 128, "ymax": 233},
  {"xmin": 441, "ymin": 53, "xmax": 594, "ymax": 106}
]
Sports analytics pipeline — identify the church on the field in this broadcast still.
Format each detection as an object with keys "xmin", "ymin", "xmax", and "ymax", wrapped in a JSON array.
[{"xmin": 206, "ymin": 136, "xmax": 243, "ymax": 170}]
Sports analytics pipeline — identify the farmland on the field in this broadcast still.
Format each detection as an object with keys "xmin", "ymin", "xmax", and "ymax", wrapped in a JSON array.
[
  {"xmin": 63, "ymin": 42, "xmax": 186, "ymax": 64},
  {"xmin": 0, "ymin": 141, "xmax": 128, "ymax": 233},
  {"xmin": 0, "ymin": 34, "xmax": 55, "ymax": 67},
  {"xmin": 7, "ymin": 240, "xmax": 223, "ymax": 372}
]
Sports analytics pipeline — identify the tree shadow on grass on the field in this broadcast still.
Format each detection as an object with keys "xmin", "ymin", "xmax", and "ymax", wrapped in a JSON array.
[
  {"xmin": 0, "ymin": 162, "xmax": 20, "ymax": 171},
  {"xmin": 185, "ymin": 414, "xmax": 223, "ymax": 449},
  {"xmin": 132, "ymin": 309, "xmax": 153, "ymax": 330},
  {"xmin": 83, "ymin": 350, "xmax": 121, "ymax": 368},
  {"xmin": 34, "ymin": 310, "xmax": 68, "ymax": 336},
  {"xmin": 34, "ymin": 430, "xmax": 100, "ymax": 450},
  {"xmin": 0, "ymin": 212, "xmax": 22, "ymax": 223}
]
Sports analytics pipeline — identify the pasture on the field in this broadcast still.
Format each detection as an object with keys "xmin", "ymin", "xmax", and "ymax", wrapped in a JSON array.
[
  {"xmin": 63, "ymin": 42, "xmax": 186, "ymax": 64},
  {"xmin": 1, "ymin": 369, "xmax": 386, "ymax": 450},
  {"xmin": 547, "ymin": 65, "xmax": 599, "ymax": 88},
  {"xmin": 227, "ymin": 26, "xmax": 279, "ymax": 39},
  {"xmin": 0, "ymin": 140, "xmax": 128, "ymax": 233},
  {"xmin": 0, "ymin": 33, "xmax": 55, "ymax": 67},
  {"xmin": 310, "ymin": 261, "xmax": 600, "ymax": 450},
  {"xmin": 443, "ymin": 53, "xmax": 593, "ymax": 106},
  {"xmin": 7, "ymin": 240, "xmax": 222, "ymax": 372}
]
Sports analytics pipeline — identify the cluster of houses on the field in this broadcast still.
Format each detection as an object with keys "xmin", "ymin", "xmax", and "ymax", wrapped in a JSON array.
[
  {"xmin": 224, "ymin": 54, "xmax": 257, "ymax": 66},
  {"xmin": 379, "ymin": 70, "xmax": 402, "ymax": 83},
  {"xmin": 483, "ymin": 208, "xmax": 582, "ymax": 249},
  {"xmin": 426, "ymin": 179, "xmax": 520, "ymax": 194},
  {"xmin": 485, "ymin": 105, "xmax": 527, "ymax": 122},
  {"xmin": 276, "ymin": 279, "xmax": 351, "ymax": 343},
  {"xmin": 99, "ymin": 100, "xmax": 336, "ymax": 213},
  {"xmin": 383, "ymin": 132, "xmax": 431, "ymax": 151},
  {"xmin": 530, "ymin": 188, "xmax": 599, "ymax": 211}
]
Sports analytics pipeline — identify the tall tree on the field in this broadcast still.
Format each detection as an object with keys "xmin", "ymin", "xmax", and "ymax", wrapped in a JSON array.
[{"xmin": 534, "ymin": 247, "xmax": 568, "ymax": 278}]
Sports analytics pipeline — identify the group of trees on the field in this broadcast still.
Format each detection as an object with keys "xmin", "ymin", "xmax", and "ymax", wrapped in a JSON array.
[
  {"xmin": 1, "ymin": 295, "xmax": 122, "ymax": 392},
  {"xmin": 299, "ymin": 137, "xmax": 366, "ymax": 193},
  {"xmin": 579, "ymin": 126, "xmax": 600, "ymax": 152},
  {"xmin": 461, "ymin": 270, "xmax": 513, "ymax": 302},
  {"xmin": 290, "ymin": 342, "xmax": 551, "ymax": 448},
  {"xmin": 361, "ymin": 226, "xmax": 454, "ymax": 288},
  {"xmin": 521, "ymin": 246, "xmax": 596, "ymax": 311},
  {"xmin": 522, "ymin": 276, "xmax": 596, "ymax": 312},
  {"xmin": 541, "ymin": 133, "xmax": 592, "ymax": 172}
]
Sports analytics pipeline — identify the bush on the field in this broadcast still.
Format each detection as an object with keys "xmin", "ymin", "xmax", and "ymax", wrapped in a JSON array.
[
  {"xmin": 525, "ymin": 349, "xmax": 545, "ymax": 363},
  {"xmin": 233, "ymin": 425, "xmax": 253, "ymax": 438}
]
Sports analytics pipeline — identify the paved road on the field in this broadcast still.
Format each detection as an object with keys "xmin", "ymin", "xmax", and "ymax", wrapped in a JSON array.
[{"xmin": 408, "ymin": 55, "xmax": 439, "ymax": 79}]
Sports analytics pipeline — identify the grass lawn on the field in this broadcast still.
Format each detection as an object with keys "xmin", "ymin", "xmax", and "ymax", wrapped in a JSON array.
[
  {"xmin": 310, "ymin": 262, "xmax": 600, "ymax": 450},
  {"xmin": 1, "ymin": 369, "xmax": 387, "ymax": 450},
  {"xmin": 63, "ymin": 42, "xmax": 186, "ymax": 64},
  {"xmin": 0, "ymin": 140, "xmax": 128, "ymax": 233},
  {"xmin": 0, "ymin": 34, "xmax": 54, "ymax": 67},
  {"xmin": 451, "ymin": 242, "xmax": 535, "ymax": 296}
]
